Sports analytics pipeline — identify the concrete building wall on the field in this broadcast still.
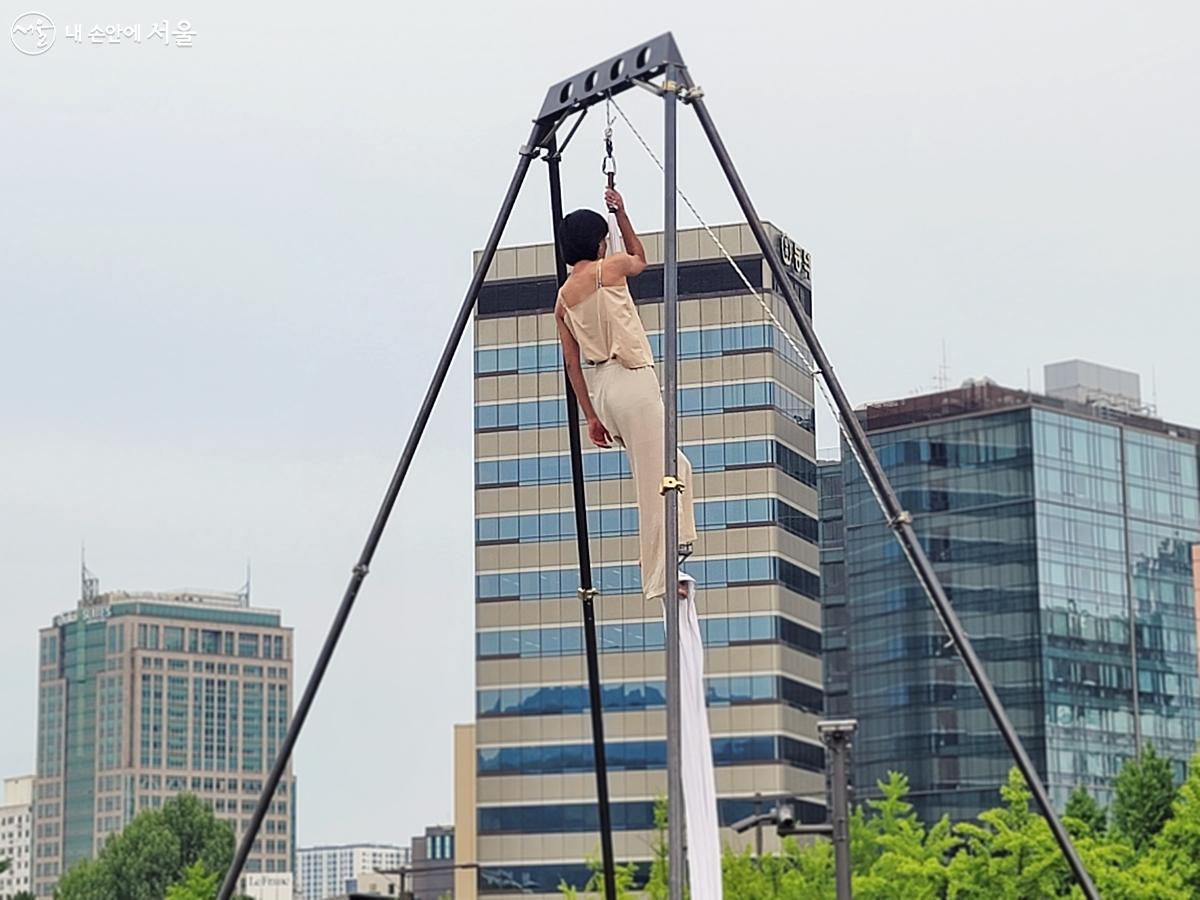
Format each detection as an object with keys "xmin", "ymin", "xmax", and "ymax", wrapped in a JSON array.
[
  {"xmin": 410, "ymin": 825, "xmax": 454, "ymax": 900},
  {"xmin": 454, "ymin": 724, "xmax": 477, "ymax": 900}
]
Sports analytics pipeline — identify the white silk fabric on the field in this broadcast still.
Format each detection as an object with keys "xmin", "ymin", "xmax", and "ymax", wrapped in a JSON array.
[{"xmin": 661, "ymin": 572, "xmax": 722, "ymax": 900}]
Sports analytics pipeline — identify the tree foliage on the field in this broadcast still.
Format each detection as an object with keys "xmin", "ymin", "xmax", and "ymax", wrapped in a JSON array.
[
  {"xmin": 55, "ymin": 793, "xmax": 234, "ymax": 900},
  {"xmin": 1063, "ymin": 786, "xmax": 1107, "ymax": 837},
  {"xmin": 644, "ymin": 797, "xmax": 670, "ymax": 900},
  {"xmin": 165, "ymin": 862, "xmax": 220, "ymax": 900},
  {"xmin": 1156, "ymin": 751, "xmax": 1200, "ymax": 895},
  {"xmin": 556, "ymin": 752, "xmax": 1199, "ymax": 899},
  {"xmin": 1111, "ymin": 743, "xmax": 1177, "ymax": 850}
]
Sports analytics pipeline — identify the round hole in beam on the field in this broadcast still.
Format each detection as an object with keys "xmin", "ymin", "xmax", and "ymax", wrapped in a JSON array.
[
  {"xmin": 584, "ymin": 70, "xmax": 598, "ymax": 92},
  {"xmin": 636, "ymin": 46, "xmax": 652, "ymax": 68},
  {"xmin": 559, "ymin": 81, "xmax": 574, "ymax": 103},
  {"xmin": 610, "ymin": 58, "xmax": 625, "ymax": 81}
]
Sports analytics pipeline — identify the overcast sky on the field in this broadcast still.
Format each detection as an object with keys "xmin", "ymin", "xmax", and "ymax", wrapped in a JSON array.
[{"xmin": 2, "ymin": 0, "xmax": 1198, "ymax": 852}]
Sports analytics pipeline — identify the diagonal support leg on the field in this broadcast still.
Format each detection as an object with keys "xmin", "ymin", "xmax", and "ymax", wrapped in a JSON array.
[
  {"xmin": 545, "ymin": 139, "xmax": 618, "ymax": 900},
  {"xmin": 682, "ymin": 86, "xmax": 1100, "ymax": 899},
  {"xmin": 217, "ymin": 121, "xmax": 552, "ymax": 900}
]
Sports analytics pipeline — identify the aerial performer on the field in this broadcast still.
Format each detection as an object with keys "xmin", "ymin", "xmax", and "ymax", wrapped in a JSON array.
[
  {"xmin": 555, "ymin": 185, "xmax": 722, "ymax": 898},
  {"xmin": 554, "ymin": 188, "xmax": 697, "ymax": 603}
]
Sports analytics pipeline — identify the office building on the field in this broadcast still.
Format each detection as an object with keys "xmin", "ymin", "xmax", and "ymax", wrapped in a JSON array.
[
  {"xmin": 410, "ymin": 825, "xmax": 455, "ymax": 900},
  {"xmin": 817, "ymin": 461, "xmax": 849, "ymax": 718},
  {"xmin": 833, "ymin": 367, "xmax": 1199, "ymax": 822},
  {"xmin": 32, "ymin": 575, "xmax": 295, "ymax": 897},
  {"xmin": 471, "ymin": 224, "xmax": 824, "ymax": 894},
  {"xmin": 297, "ymin": 844, "xmax": 409, "ymax": 900},
  {"xmin": 1195, "ymin": 546, "xmax": 1200, "ymax": 676},
  {"xmin": 1, "ymin": 775, "xmax": 33, "ymax": 899}
]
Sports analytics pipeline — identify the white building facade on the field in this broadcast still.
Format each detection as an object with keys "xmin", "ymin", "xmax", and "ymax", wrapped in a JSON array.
[
  {"xmin": 297, "ymin": 844, "xmax": 410, "ymax": 900},
  {"xmin": 1, "ymin": 775, "xmax": 33, "ymax": 899}
]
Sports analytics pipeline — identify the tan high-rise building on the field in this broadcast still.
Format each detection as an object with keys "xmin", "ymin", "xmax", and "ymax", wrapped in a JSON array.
[
  {"xmin": 470, "ymin": 224, "xmax": 824, "ymax": 895},
  {"xmin": 32, "ymin": 576, "xmax": 295, "ymax": 897}
]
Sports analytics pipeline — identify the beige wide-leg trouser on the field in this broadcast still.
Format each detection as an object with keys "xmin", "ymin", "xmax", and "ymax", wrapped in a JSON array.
[{"xmin": 584, "ymin": 362, "xmax": 697, "ymax": 601}]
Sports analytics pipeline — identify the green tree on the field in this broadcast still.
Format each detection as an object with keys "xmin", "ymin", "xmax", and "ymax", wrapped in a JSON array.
[
  {"xmin": 945, "ymin": 768, "xmax": 1072, "ymax": 899},
  {"xmin": 722, "ymin": 837, "xmax": 835, "ymax": 899},
  {"xmin": 1155, "ymin": 751, "xmax": 1200, "ymax": 894},
  {"xmin": 56, "ymin": 793, "xmax": 235, "ymax": 900},
  {"xmin": 1112, "ymin": 743, "xmax": 1177, "ymax": 850},
  {"xmin": 644, "ymin": 797, "xmax": 669, "ymax": 900},
  {"xmin": 1064, "ymin": 785, "xmax": 1107, "ymax": 836},
  {"xmin": 557, "ymin": 854, "xmax": 639, "ymax": 900},
  {"xmin": 852, "ymin": 772, "xmax": 954, "ymax": 900},
  {"xmin": 1071, "ymin": 835, "xmax": 1188, "ymax": 900},
  {"xmin": 12, "ymin": 892, "xmax": 37, "ymax": 900},
  {"xmin": 558, "ymin": 796, "xmax": 661, "ymax": 900},
  {"xmin": 165, "ymin": 862, "xmax": 220, "ymax": 900}
]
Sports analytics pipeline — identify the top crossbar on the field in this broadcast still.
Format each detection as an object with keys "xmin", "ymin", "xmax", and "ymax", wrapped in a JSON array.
[{"xmin": 534, "ymin": 32, "xmax": 686, "ymax": 126}]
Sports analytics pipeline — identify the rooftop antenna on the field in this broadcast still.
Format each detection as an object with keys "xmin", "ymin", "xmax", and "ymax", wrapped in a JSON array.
[
  {"xmin": 81, "ymin": 544, "xmax": 100, "ymax": 604},
  {"xmin": 238, "ymin": 559, "xmax": 252, "ymax": 605},
  {"xmin": 1151, "ymin": 365, "xmax": 1158, "ymax": 416},
  {"xmin": 933, "ymin": 339, "xmax": 950, "ymax": 390}
]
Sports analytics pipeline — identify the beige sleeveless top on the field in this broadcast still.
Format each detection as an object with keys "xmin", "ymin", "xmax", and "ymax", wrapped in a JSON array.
[{"xmin": 557, "ymin": 257, "xmax": 654, "ymax": 369}]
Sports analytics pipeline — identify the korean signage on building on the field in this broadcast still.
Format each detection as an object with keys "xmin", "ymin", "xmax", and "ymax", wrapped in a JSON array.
[{"xmin": 779, "ymin": 233, "xmax": 811, "ymax": 281}]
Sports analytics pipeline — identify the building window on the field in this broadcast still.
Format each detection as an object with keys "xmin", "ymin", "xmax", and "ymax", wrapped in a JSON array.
[{"xmin": 164, "ymin": 627, "xmax": 184, "ymax": 652}]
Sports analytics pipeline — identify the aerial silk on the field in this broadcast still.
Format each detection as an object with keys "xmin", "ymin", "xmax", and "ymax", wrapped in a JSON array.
[
  {"xmin": 665, "ymin": 572, "xmax": 722, "ymax": 900},
  {"xmin": 606, "ymin": 209, "xmax": 625, "ymax": 255}
]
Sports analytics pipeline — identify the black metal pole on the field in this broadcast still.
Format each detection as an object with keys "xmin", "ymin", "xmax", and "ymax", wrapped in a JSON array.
[
  {"xmin": 683, "ymin": 87, "xmax": 1100, "ymax": 900},
  {"xmin": 546, "ymin": 138, "xmax": 618, "ymax": 900},
  {"xmin": 217, "ymin": 122, "xmax": 551, "ymax": 900},
  {"xmin": 754, "ymin": 793, "xmax": 763, "ymax": 860},
  {"xmin": 819, "ymin": 721, "xmax": 855, "ymax": 900},
  {"xmin": 662, "ymin": 62, "xmax": 684, "ymax": 900}
]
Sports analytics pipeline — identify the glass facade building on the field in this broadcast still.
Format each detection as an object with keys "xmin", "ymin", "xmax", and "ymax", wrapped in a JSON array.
[
  {"xmin": 817, "ymin": 460, "xmax": 850, "ymax": 718},
  {"xmin": 471, "ymin": 224, "xmax": 823, "ymax": 895},
  {"xmin": 835, "ymin": 381, "xmax": 1200, "ymax": 822},
  {"xmin": 33, "ymin": 584, "xmax": 295, "ymax": 897}
]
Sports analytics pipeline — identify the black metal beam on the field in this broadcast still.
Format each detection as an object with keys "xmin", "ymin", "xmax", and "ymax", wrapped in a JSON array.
[
  {"xmin": 535, "ymin": 32, "xmax": 684, "ymax": 127},
  {"xmin": 545, "ymin": 139, "xmax": 618, "ymax": 900},
  {"xmin": 682, "ymin": 77, "xmax": 1101, "ymax": 900},
  {"xmin": 216, "ymin": 119, "xmax": 553, "ymax": 900},
  {"xmin": 661, "ymin": 60, "xmax": 685, "ymax": 900}
]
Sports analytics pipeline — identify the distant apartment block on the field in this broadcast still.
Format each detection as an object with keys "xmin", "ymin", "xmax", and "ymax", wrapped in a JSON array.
[
  {"xmin": 1, "ymin": 775, "xmax": 33, "ymax": 899},
  {"xmin": 297, "ymin": 843, "xmax": 409, "ymax": 900}
]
